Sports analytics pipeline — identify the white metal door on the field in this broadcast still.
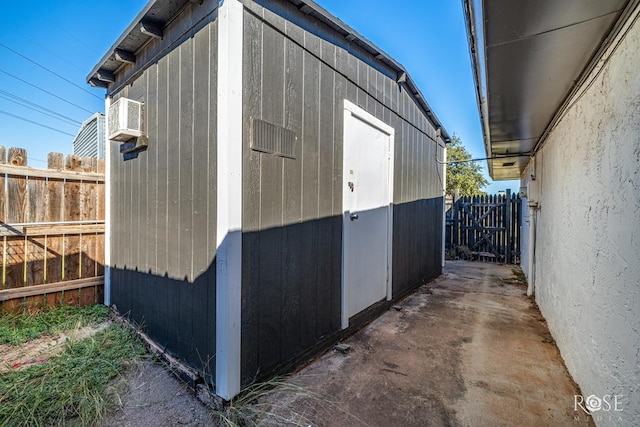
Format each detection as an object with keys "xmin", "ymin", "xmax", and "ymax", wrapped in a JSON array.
[{"xmin": 342, "ymin": 101, "xmax": 394, "ymax": 329}]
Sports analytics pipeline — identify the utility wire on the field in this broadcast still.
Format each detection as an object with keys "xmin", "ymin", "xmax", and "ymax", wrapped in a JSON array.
[
  {"xmin": 51, "ymin": 23, "xmax": 101, "ymax": 56},
  {"xmin": 28, "ymin": 157, "xmax": 48, "ymax": 164},
  {"xmin": 18, "ymin": 33, "xmax": 85, "ymax": 73},
  {"xmin": 0, "ymin": 67, "xmax": 94, "ymax": 114},
  {"xmin": 0, "ymin": 90, "xmax": 81, "ymax": 126},
  {"xmin": 0, "ymin": 42, "xmax": 101, "ymax": 100},
  {"xmin": 0, "ymin": 93, "xmax": 79, "ymax": 126},
  {"xmin": 0, "ymin": 109, "xmax": 75, "ymax": 137}
]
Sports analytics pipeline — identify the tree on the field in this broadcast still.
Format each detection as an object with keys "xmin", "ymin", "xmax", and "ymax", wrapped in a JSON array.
[{"xmin": 446, "ymin": 134, "xmax": 488, "ymax": 197}]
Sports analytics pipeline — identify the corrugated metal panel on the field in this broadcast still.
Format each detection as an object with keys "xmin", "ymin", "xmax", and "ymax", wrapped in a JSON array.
[{"xmin": 72, "ymin": 113, "xmax": 105, "ymax": 159}]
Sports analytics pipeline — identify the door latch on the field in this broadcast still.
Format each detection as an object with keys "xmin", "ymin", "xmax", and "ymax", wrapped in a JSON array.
[
  {"xmin": 348, "ymin": 181, "xmax": 354, "ymax": 192},
  {"xmin": 350, "ymin": 213, "xmax": 359, "ymax": 221}
]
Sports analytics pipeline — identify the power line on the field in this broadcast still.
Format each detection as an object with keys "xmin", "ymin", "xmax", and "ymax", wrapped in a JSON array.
[
  {"xmin": 0, "ymin": 42, "xmax": 102, "ymax": 100},
  {"xmin": 0, "ymin": 67, "xmax": 94, "ymax": 114},
  {"xmin": 0, "ymin": 90, "xmax": 82, "ymax": 126},
  {"xmin": 0, "ymin": 109, "xmax": 75, "ymax": 137},
  {"xmin": 28, "ymin": 157, "xmax": 48, "ymax": 164},
  {"xmin": 51, "ymin": 23, "xmax": 101, "ymax": 56},
  {"xmin": 18, "ymin": 33, "xmax": 85, "ymax": 73}
]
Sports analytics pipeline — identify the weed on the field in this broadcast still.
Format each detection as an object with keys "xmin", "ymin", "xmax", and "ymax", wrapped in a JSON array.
[
  {"xmin": 493, "ymin": 267, "xmax": 528, "ymax": 287},
  {"xmin": 211, "ymin": 376, "xmax": 368, "ymax": 427},
  {"xmin": 445, "ymin": 245, "xmax": 473, "ymax": 261},
  {"xmin": 510, "ymin": 267, "xmax": 527, "ymax": 285},
  {"xmin": 0, "ymin": 323, "xmax": 146, "ymax": 426},
  {"xmin": 0, "ymin": 305, "xmax": 109, "ymax": 346}
]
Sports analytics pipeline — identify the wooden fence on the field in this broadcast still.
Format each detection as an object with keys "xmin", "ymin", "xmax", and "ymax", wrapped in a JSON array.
[
  {"xmin": 0, "ymin": 146, "xmax": 105, "ymax": 313},
  {"xmin": 446, "ymin": 189, "xmax": 521, "ymax": 264}
]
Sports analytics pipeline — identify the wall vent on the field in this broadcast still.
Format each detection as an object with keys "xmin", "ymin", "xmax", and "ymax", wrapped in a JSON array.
[{"xmin": 251, "ymin": 119, "xmax": 296, "ymax": 159}]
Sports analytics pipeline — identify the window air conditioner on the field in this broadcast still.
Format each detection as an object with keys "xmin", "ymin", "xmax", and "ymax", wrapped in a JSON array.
[{"xmin": 108, "ymin": 98, "xmax": 144, "ymax": 141}]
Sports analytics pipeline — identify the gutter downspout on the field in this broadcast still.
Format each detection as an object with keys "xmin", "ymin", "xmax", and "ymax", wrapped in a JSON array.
[
  {"xmin": 526, "ymin": 202, "xmax": 537, "ymax": 297},
  {"xmin": 461, "ymin": 0, "xmax": 493, "ymax": 178}
]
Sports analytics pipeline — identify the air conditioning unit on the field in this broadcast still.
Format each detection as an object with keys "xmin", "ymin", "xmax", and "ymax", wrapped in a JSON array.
[{"xmin": 108, "ymin": 98, "xmax": 144, "ymax": 141}]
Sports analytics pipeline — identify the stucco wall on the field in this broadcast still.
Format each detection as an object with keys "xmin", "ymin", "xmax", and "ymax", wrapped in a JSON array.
[{"xmin": 520, "ymin": 12, "xmax": 640, "ymax": 426}]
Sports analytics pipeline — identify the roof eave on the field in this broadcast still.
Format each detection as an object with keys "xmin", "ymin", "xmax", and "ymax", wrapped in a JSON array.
[
  {"xmin": 462, "ymin": 0, "xmax": 494, "ymax": 179},
  {"xmin": 86, "ymin": 0, "xmax": 159, "ymax": 85},
  {"xmin": 88, "ymin": 0, "xmax": 452, "ymax": 142}
]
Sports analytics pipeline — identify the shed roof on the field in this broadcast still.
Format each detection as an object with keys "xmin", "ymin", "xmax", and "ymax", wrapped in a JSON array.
[
  {"xmin": 87, "ymin": 0, "xmax": 450, "ymax": 142},
  {"xmin": 463, "ymin": 0, "xmax": 635, "ymax": 180}
]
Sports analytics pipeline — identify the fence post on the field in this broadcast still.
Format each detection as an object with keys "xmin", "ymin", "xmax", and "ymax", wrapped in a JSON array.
[
  {"xmin": 505, "ymin": 189, "xmax": 512, "ymax": 263},
  {"xmin": 453, "ymin": 194, "xmax": 459, "ymax": 249}
]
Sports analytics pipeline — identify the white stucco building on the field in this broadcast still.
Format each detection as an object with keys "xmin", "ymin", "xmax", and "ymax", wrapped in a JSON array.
[{"xmin": 464, "ymin": 0, "xmax": 639, "ymax": 425}]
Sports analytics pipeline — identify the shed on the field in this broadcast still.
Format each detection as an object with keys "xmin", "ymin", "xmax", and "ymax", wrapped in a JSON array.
[{"xmin": 88, "ymin": 0, "xmax": 450, "ymax": 400}]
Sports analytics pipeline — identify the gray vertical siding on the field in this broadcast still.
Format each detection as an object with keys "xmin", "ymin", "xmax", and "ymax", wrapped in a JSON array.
[
  {"xmin": 109, "ymin": 9, "xmax": 219, "ymax": 382},
  {"xmin": 106, "ymin": 0, "xmax": 444, "ymax": 390},
  {"xmin": 240, "ymin": 0, "xmax": 444, "ymax": 384}
]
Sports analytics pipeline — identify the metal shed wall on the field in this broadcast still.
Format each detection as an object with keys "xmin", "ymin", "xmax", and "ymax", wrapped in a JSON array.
[
  {"xmin": 108, "ymin": 5, "xmax": 219, "ymax": 381},
  {"xmin": 240, "ymin": 0, "xmax": 445, "ymax": 384},
  {"xmin": 72, "ymin": 113, "xmax": 106, "ymax": 159}
]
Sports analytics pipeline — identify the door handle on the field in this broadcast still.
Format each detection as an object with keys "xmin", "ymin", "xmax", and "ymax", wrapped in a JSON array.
[{"xmin": 350, "ymin": 213, "xmax": 359, "ymax": 221}]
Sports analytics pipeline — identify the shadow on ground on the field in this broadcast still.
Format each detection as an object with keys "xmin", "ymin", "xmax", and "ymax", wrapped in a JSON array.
[
  {"xmin": 260, "ymin": 261, "xmax": 593, "ymax": 427},
  {"xmin": 99, "ymin": 261, "xmax": 593, "ymax": 426}
]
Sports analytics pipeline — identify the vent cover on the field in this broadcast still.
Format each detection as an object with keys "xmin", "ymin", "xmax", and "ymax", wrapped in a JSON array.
[
  {"xmin": 251, "ymin": 119, "xmax": 296, "ymax": 159},
  {"xmin": 108, "ymin": 98, "xmax": 144, "ymax": 141}
]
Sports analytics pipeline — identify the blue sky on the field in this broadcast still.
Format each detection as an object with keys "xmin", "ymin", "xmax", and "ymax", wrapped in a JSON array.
[{"xmin": 0, "ymin": 0, "xmax": 518, "ymax": 193}]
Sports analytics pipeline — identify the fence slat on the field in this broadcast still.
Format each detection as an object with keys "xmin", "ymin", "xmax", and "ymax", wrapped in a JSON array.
[
  {"xmin": 80, "ymin": 157, "xmax": 97, "ymax": 305},
  {"xmin": 25, "ymin": 166, "xmax": 47, "ymax": 310},
  {"xmin": 63, "ymin": 155, "xmax": 82, "ymax": 306},
  {"xmin": 4, "ymin": 148, "xmax": 28, "ymax": 312},
  {"xmin": 44, "ymin": 153, "xmax": 65, "ymax": 308}
]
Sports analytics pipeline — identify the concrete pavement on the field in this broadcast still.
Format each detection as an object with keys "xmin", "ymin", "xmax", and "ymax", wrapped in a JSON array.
[{"xmin": 262, "ymin": 261, "xmax": 592, "ymax": 426}]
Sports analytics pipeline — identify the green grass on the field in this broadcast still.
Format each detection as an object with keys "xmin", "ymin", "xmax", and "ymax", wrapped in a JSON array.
[
  {"xmin": 0, "ymin": 305, "xmax": 109, "ymax": 346},
  {"xmin": 510, "ymin": 267, "xmax": 527, "ymax": 286},
  {"xmin": 213, "ymin": 376, "xmax": 368, "ymax": 427},
  {"xmin": 0, "ymin": 323, "xmax": 146, "ymax": 427},
  {"xmin": 214, "ymin": 378, "xmax": 316, "ymax": 427}
]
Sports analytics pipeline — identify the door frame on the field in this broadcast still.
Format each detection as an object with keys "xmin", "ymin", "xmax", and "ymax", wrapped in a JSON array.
[{"xmin": 341, "ymin": 100, "xmax": 395, "ymax": 329}]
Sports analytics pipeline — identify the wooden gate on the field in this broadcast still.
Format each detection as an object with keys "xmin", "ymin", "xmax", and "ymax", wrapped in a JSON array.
[
  {"xmin": 0, "ymin": 146, "xmax": 105, "ymax": 313},
  {"xmin": 446, "ymin": 189, "xmax": 521, "ymax": 263}
]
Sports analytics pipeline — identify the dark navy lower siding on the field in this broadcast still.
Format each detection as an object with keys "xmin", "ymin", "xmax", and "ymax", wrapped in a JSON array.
[
  {"xmin": 110, "ymin": 267, "xmax": 217, "ymax": 383},
  {"xmin": 241, "ymin": 216, "xmax": 342, "ymax": 385},
  {"xmin": 392, "ymin": 197, "xmax": 444, "ymax": 298}
]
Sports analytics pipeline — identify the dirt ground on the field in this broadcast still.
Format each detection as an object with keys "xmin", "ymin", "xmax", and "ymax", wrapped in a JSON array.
[
  {"xmin": 97, "ymin": 361, "xmax": 213, "ymax": 427},
  {"xmin": 0, "ymin": 322, "xmax": 109, "ymax": 374},
  {"xmin": 100, "ymin": 261, "xmax": 592, "ymax": 426}
]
